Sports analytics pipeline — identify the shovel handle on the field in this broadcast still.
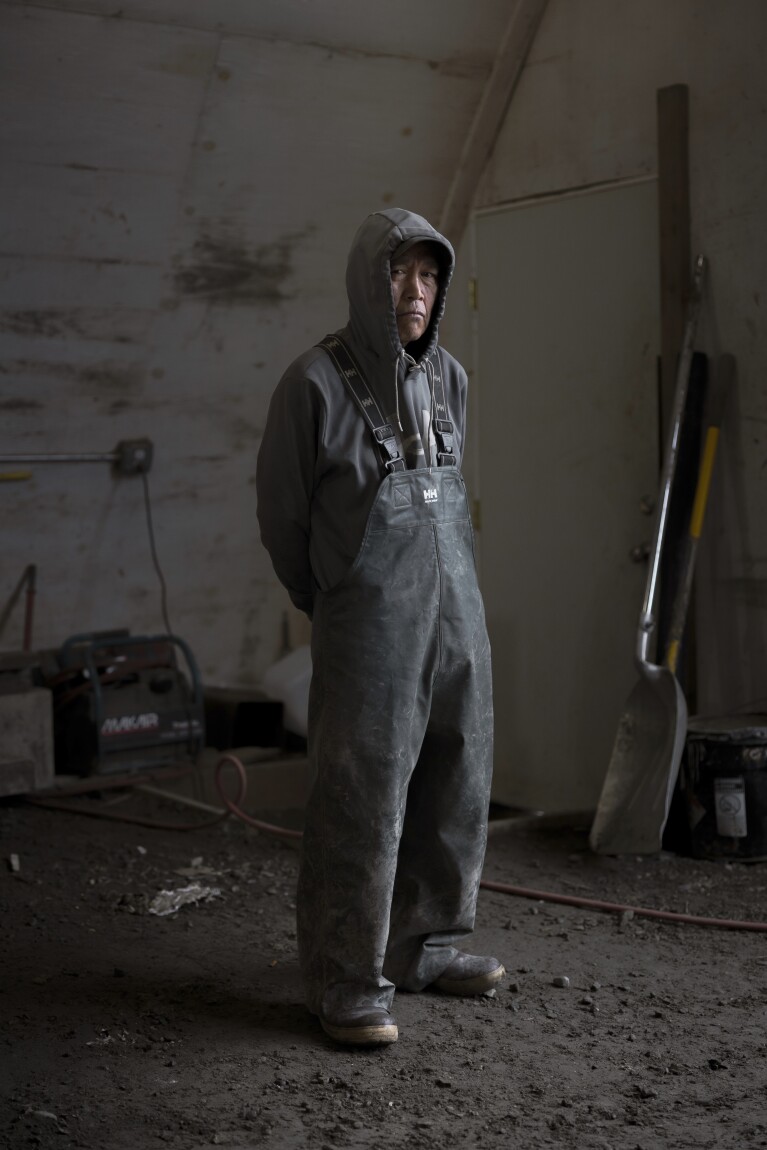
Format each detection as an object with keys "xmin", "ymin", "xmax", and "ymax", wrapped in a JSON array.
[
  {"xmin": 637, "ymin": 254, "xmax": 707, "ymax": 666},
  {"xmin": 664, "ymin": 353, "xmax": 734, "ymax": 673}
]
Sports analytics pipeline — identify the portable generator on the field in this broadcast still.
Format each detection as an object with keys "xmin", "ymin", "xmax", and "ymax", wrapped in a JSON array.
[{"xmin": 49, "ymin": 631, "xmax": 205, "ymax": 775}]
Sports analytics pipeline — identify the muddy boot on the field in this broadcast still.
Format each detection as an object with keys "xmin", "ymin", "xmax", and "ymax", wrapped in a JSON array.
[
  {"xmin": 432, "ymin": 954, "xmax": 505, "ymax": 996},
  {"xmin": 319, "ymin": 1005, "xmax": 398, "ymax": 1047}
]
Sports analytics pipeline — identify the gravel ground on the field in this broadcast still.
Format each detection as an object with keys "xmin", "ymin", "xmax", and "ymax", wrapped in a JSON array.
[{"xmin": 1, "ymin": 785, "xmax": 767, "ymax": 1150}]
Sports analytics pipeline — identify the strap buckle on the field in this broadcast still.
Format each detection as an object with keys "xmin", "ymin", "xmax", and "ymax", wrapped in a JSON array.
[
  {"xmin": 374, "ymin": 424, "xmax": 404, "ymax": 468},
  {"xmin": 434, "ymin": 418, "xmax": 454, "ymax": 456}
]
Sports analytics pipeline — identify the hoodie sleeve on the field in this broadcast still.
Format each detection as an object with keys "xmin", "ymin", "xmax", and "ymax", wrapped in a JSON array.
[{"xmin": 256, "ymin": 366, "xmax": 321, "ymax": 618}]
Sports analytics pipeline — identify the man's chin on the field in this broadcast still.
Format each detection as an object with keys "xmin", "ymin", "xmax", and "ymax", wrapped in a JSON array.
[{"xmin": 397, "ymin": 320, "xmax": 426, "ymax": 346}]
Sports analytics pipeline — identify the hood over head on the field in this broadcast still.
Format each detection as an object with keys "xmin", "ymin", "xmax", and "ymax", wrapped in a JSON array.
[{"xmin": 345, "ymin": 207, "xmax": 455, "ymax": 366}]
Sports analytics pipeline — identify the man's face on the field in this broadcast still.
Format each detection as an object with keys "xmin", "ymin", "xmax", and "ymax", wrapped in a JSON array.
[{"xmin": 390, "ymin": 241, "xmax": 441, "ymax": 347}]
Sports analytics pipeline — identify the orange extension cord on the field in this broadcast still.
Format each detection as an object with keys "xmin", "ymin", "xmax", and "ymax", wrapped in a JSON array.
[
  {"xmin": 28, "ymin": 752, "xmax": 767, "ymax": 934},
  {"xmin": 213, "ymin": 756, "xmax": 767, "ymax": 934}
]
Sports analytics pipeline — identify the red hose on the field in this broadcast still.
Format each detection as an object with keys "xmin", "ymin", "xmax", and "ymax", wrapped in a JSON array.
[
  {"xmin": 215, "ymin": 755, "xmax": 767, "ymax": 934},
  {"xmin": 27, "ymin": 793, "xmax": 230, "ymax": 832},
  {"xmin": 478, "ymin": 878, "xmax": 767, "ymax": 933},
  {"xmin": 27, "ymin": 752, "xmax": 767, "ymax": 933},
  {"xmin": 23, "ymin": 565, "xmax": 36, "ymax": 652},
  {"xmin": 214, "ymin": 754, "xmax": 303, "ymax": 839}
]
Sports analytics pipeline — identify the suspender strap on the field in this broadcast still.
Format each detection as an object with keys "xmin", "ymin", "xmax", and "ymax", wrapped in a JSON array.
[
  {"xmin": 318, "ymin": 335, "xmax": 406, "ymax": 473},
  {"xmin": 431, "ymin": 350, "xmax": 456, "ymax": 467}
]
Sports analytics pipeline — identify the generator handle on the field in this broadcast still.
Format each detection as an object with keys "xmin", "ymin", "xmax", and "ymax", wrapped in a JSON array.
[
  {"xmin": 59, "ymin": 630, "xmax": 130, "ymax": 666},
  {"xmin": 59, "ymin": 632, "xmax": 204, "ymax": 704}
]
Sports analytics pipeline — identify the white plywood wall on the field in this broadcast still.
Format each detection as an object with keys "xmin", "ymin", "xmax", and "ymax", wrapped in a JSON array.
[
  {"xmin": 2, "ymin": 0, "xmax": 766, "ymax": 728},
  {"xmin": 0, "ymin": 0, "xmax": 511, "ymax": 685}
]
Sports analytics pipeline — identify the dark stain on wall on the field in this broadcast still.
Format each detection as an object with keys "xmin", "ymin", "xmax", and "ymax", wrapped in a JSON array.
[
  {"xmin": 107, "ymin": 399, "xmax": 133, "ymax": 415},
  {"xmin": 0, "ymin": 359, "xmax": 145, "ymax": 393},
  {"xmin": 174, "ymin": 225, "xmax": 314, "ymax": 305},
  {"xmin": 0, "ymin": 310, "xmax": 138, "ymax": 345},
  {"xmin": 78, "ymin": 363, "xmax": 144, "ymax": 391},
  {"xmin": 0, "ymin": 311, "xmax": 72, "ymax": 339},
  {"xmin": 0, "ymin": 398, "xmax": 43, "ymax": 411}
]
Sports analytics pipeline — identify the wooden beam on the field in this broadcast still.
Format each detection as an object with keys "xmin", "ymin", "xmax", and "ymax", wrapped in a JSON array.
[
  {"xmin": 657, "ymin": 83, "xmax": 696, "ymax": 706},
  {"xmin": 657, "ymin": 83, "xmax": 691, "ymax": 440},
  {"xmin": 438, "ymin": 0, "xmax": 549, "ymax": 248}
]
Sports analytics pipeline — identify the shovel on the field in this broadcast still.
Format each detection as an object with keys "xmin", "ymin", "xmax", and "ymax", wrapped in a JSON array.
[
  {"xmin": 590, "ymin": 255, "xmax": 707, "ymax": 855},
  {"xmin": 663, "ymin": 353, "xmax": 733, "ymax": 677}
]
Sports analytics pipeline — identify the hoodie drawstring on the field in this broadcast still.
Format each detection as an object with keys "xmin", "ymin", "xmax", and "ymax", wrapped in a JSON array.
[
  {"xmin": 394, "ymin": 348, "xmax": 416, "ymax": 434},
  {"xmin": 394, "ymin": 351, "xmax": 437, "ymax": 468},
  {"xmin": 426, "ymin": 358, "xmax": 436, "ymax": 471}
]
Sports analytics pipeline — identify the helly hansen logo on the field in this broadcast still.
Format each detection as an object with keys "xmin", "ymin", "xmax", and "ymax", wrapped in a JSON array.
[
  {"xmin": 361, "ymin": 397, "xmax": 373, "ymax": 407},
  {"xmin": 423, "ymin": 488, "xmax": 438, "ymax": 503}
]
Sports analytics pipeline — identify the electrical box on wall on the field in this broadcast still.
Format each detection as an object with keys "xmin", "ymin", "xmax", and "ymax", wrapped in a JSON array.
[{"xmin": 115, "ymin": 439, "xmax": 153, "ymax": 475}]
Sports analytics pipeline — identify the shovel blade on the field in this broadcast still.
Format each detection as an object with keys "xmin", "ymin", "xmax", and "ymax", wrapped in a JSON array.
[{"xmin": 590, "ymin": 668, "xmax": 688, "ymax": 855}]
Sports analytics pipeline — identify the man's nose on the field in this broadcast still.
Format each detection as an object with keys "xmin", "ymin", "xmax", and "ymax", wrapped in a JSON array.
[{"xmin": 405, "ymin": 271, "xmax": 425, "ymax": 298}]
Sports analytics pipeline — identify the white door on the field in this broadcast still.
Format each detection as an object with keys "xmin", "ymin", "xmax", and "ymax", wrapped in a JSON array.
[{"xmin": 475, "ymin": 180, "xmax": 660, "ymax": 813}]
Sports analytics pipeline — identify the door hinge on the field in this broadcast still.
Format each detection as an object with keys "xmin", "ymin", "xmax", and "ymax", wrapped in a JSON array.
[{"xmin": 468, "ymin": 277, "xmax": 478, "ymax": 311}]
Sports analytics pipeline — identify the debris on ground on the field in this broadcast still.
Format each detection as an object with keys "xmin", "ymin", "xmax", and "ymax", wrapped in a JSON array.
[
  {"xmin": 148, "ymin": 881, "xmax": 222, "ymax": 917},
  {"xmin": 1, "ymin": 797, "xmax": 766, "ymax": 1150}
]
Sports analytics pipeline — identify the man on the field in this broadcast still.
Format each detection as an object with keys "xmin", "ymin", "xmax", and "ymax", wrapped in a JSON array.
[{"xmin": 256, "ymin": 207, "xmax": 502, "ymax": 1047}]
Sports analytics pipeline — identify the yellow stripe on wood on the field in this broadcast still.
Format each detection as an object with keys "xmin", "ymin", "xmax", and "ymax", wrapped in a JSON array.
[{"xmin": 690, "ymin": 428, "xmax": 720, "ymax": 539}]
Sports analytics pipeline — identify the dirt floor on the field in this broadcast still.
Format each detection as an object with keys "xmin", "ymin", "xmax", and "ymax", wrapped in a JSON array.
[{"xmin": 2, "ymin": 774, "xmax": 767, "ymax": 1150}]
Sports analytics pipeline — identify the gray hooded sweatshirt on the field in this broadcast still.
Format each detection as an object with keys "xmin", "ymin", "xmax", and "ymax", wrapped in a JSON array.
[{"xmin": 256, "ymin": 207, "xmax": 468, "ymax": 616}]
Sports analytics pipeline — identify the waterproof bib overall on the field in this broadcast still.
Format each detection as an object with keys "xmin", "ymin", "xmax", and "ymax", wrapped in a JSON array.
[{"xmin": 297, "ymin": 337, "xmax": 494, "ymax": 1020}]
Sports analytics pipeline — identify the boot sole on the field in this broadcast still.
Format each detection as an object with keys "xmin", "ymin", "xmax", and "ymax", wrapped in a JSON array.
[
  {"xmin": 434, "ymin": 963, "xmax": 506, "ymax": 996},
  {"xmin": 320, "ymin": 1020, "xmax": 399, "ymax": 1046}
]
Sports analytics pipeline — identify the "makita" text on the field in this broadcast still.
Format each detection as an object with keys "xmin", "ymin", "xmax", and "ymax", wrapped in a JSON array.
[{"xmin": 102, "ymin": 713, "xmax": 160, "ymax": 736}]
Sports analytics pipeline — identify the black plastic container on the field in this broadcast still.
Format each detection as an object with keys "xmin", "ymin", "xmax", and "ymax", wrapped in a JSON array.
[{"xmin": 676, "ymin": 715, "xmax": 767, "ymax": 860}]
